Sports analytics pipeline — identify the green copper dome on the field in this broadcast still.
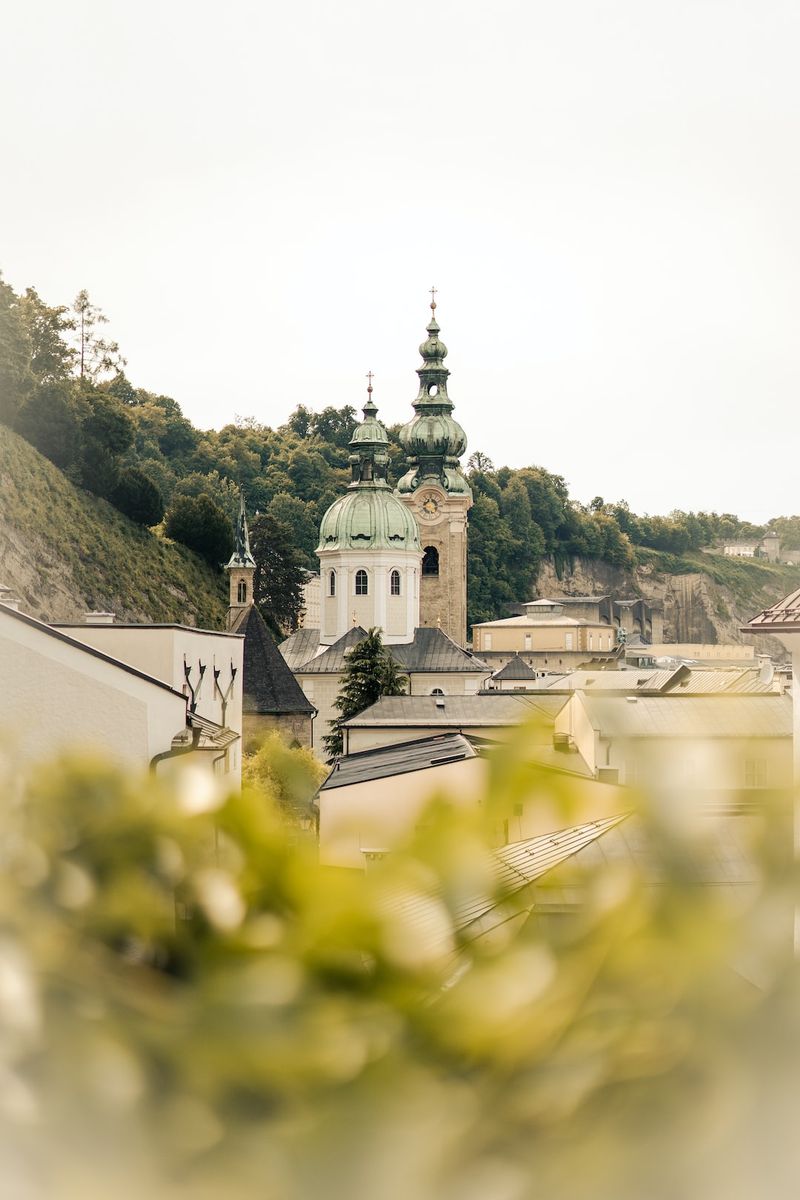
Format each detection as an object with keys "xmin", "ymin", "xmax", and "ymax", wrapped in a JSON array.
[
  {"xmin": 317, "ymin": 391, "xmax": 421, "ymax": 553},
  {"xmin": 396, "ymin": 299, "xmax": 472, "ymax": 497}
]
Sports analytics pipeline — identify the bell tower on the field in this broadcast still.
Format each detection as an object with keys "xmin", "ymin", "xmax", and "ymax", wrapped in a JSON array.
[
  {"xmin": 225, "ymin": 489, "xmax": 256, "ymax": 630},
  {"xmin": 396, "ymin": 293, "xmax": 472, "ymax": 646}
]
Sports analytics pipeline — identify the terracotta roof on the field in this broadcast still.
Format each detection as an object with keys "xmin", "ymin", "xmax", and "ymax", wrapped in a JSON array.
[{"xmin": 229, "ymin": 606, "xmax": 315, "ymax": 715}]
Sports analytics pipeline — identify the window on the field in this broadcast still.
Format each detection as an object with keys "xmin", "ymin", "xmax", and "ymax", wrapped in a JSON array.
[
  {"xmin": 484, "ymin": 633, "xmax": 493, "ymax": 650},
  {"xmin": 390, "ymin": 569, "xmax": 401, "ymax": 596},
  {"xmin": 422, "ymin": 546, "xmax": 439, "ymax": 576},
  {"xmin": 431, "ymin": 687, "xmax": 445, "ymax": 696},
  {"xmin": 237, "ymin": 580, "xmax": 247, "ymax": 603},
  {"xmin": 355, "ymin": 569, "xmax": 368, "ymax": 596},
  {"xmin": 565, "ymin": 633, "xmax": 574, "ymax": 650},
  {"xmin": 524, "ymin": 634, "xmax": 532, "ymax": 650},
  {"xmin": 329, "ymin": 570, "xmax": 336, "ymax": 597}
]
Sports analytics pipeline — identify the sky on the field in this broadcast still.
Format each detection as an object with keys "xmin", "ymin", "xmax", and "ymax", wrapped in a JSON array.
[{"xmin": 2, "ymin": 0, "xmax": 799, "ymax": 522}]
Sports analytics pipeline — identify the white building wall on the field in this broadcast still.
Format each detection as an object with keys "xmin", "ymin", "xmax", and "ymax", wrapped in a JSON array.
[{"xmin": 1, "ymin": 611, "xmax": 187, "ymax": 772}]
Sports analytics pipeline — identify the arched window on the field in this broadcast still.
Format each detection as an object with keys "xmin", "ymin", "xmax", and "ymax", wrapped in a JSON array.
[
  {"xmin": 431, "ymin": 687, "xmax": 445, "ymax": 696},
  {"xmin": 329, "ymin": 570, "xmax": 336, "ymax": 597},
  {"xmin": 422, "ymin": 546, "xmax": 439, "ymax": 576},
  {"xmin": 390, "ymin": 569, "xmax": 401, "ymax": 596},
  {"xmin": 355, "ymin": 569, "xmax": 368, "ymax": 596},
  {"xmin": 237, "ymin": 580, "xmax": 247, "ymax": 603}
]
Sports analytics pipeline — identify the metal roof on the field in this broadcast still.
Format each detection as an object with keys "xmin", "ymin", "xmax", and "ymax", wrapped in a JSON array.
[
  {"xmin": 544, "ymin": 668, "xmax": 685, "ymax": 693},
  {"xmin": 286, "ymin": 626, "xmax": 490, "ymax": 676},
  {"xmin": 577, "ymin": 692, "xmax": 792, "ymax": 739},
  {"xmin": 378, "ymin": 814, "xmax": 631, "ymax": 947},
  {"xmin": 229, "ymin": 605, "xmax": 315, "ymax": 715},
  {"xmin": 744, "ymin": 586, "xmax": 800, "ymax": 632},
  {"xmin": 492, "ymin": 654, "xmax": 538, "ymax": 681},
  {"xmin": 342, "ymin": 693, "xmax": 566, "ymax": 728},
  {"xmin": 320, "ymin": 732, "xmax": 478, "ymax": 790}
]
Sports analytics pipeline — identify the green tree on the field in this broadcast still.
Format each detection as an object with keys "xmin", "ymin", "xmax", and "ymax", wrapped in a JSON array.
[
  {"xmin": 165, "ymin": 493, "xmax": 234, "ymax": 566},
  {"xmin": 323, "ymin": 628, "xmax": 407, "ymax": 759},
  {"xmin": 111, "ymin": 467, "xmax": 165, "ymax": 526},
  {"xmin": 14, "ymin": 381, "xmax": 81, "ymax": 470},
  {"xmin": 0, "ymin": 273, "xmax": 32, "ymax": 425},
  {"xmin": 243, "ymin": 731, "xmax": 326, "ymax": 824},
  {"xmin": 18, "ymin": 286, "xmax": 76, "ymax": 382},
  {"xmin": 249, "ymin": 512, "xmax": 306, "ymax": 636},
  {"xmin": 72, "ymin": 289, "xmax": 126, "ymax": 381}
]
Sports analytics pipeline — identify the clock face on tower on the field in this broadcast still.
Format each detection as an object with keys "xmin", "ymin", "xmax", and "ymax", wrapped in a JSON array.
[{"xmin": 419, "ymin": 492, "xmax": 441, "ymax": 519}]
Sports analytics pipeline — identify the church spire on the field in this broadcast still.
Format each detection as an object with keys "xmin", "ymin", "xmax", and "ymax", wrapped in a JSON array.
[
  {"xmin": 347, "ymin": 375, "xmax": 391, "ymax": 487},
  {"xmin": 227, "ymin": 488, "xmax": 256, "ymax": 569},
  {"xmin": 396, "ymin": 292, "xmax": 470, "ymax": 497}
]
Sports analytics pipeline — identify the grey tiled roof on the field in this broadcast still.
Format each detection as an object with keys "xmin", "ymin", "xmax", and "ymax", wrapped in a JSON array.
[
  {"xmin": 321, "ymin": 732, "xmax": 478, "ymax": 790},
  {"xmin": 492, "ymin": 654, "xmax": 537, "ymax": 681},
  {"xmin": 342, "ymin": 693, "xmax": 566, "ymax": 728},
  {"xmin": 279, "ymin": 627, "xmax": 327, "ymax": 671},
  {"xmin": 230, "ymin": 606, "xmax": 315, "ymax": 715},
  {"xmin": 286, "ymin": 626, "xmax": 490, "ymax": 676}
]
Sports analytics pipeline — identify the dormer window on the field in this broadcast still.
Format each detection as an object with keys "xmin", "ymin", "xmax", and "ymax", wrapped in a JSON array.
[
  {"xmin": 390, "ymin": 570, "xmax": 401, "ymax": 596},
  {"xmin": 355, "ymin": 569, "xmax": 368, "ymax": 596}
]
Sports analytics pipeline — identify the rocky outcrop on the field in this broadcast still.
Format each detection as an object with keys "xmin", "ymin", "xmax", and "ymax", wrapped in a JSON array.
[{"xmin": 535, "ymin": 554, "xmax": 799, "ymax": 660}]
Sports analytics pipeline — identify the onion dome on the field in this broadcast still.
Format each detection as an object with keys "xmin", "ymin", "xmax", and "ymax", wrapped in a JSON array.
[
  {"xmin": 317, "ymin": 383, "xmax": 420, "ymax": 553},
  {"xmin": 396, "ymin": 294, "xmax": 471, "ymax": 497}
]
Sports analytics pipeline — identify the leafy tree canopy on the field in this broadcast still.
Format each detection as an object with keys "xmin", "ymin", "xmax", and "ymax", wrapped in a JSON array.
[{"xmin": 323, "ymin": 628, "xmax": 407, "ymax": 760}]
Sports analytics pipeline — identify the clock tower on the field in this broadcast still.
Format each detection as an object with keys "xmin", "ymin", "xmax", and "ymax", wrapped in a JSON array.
[{"xmin": 396, "ymin": 296, "xmax": 472, "ymax": 646}]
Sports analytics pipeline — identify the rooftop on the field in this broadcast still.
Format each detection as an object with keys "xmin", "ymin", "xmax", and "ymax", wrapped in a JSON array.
[
  {"xmin": 320, "ymin": 732, "xmax": 479, "ymax": 790},
  {"xmin": 744, "ymin": 586, "xmax": 800, "ymax": 633},
  {"xmin": 576, "ymin": 692, "xmax": 792, "ymax": 739},
  {"xmin": 342, "ymin": 693, "xmax": 566, "ymax": 728},
  {"xmin": 229, "ymin": 605, "xmax": 315, "ymax": 715},
  {"xmin": 284, "ymin": 626, "xmax": 490, "ymax": 675}
]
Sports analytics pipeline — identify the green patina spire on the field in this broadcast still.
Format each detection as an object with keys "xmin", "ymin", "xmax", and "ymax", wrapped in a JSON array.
[
  {"xmin": 317, "ymin": 377, "xmax": 420, "ymax": 552},
  {"xmin": 396, "ymin": 292, "xmax": 471, "ymax": 496},
  {"xmin": 226, "ymin": 487, "xmax": 256, "ymax": 569}
]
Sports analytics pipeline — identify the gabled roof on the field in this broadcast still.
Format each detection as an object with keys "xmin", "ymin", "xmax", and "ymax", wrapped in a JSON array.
[
  {"xmin": 229, "ymin": 605, "xmax": 315, "ymax": 714},
  {"xmin": 279, "ymin": 627, "xmax": 326, "ymax": 671},
  {"xmin": 492, "ymin": 653, "xmax": 537, "ymax": 681},
  {"xmin": 391, "ymin": 627, "xmax": 489, "ymax": 674},
  {"xmin": 291, "ymin": 626, "xmax": 369, "ymax": 674},
  {"xmin": 287, "ymin": 626, "xmax": 490, "ymax": 676},
  {"xmin": 744, "ymin": 587, "xmax": 800, "ymax": 633},
  {"xmin": 321, "ymin": 732, "xmax": 478, "ymax": 790}
]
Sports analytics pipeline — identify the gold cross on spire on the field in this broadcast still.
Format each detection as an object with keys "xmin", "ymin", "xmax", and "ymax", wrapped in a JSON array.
[
  {"xmin": 366, "ymin": 370, "xmax": 374, "ymax": 394},
  {"xmin": 429, "ymin": 285, "xmax": 437, "ymax": 312}
]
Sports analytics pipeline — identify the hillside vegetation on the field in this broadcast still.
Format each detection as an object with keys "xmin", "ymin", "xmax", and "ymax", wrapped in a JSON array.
[
  {"xmin": 2, "ymin": 271, "xmax": 798, "ymax": 632},
  {"xmin": 0, "ymin": 425, "xmax": 226, "ymax": 625}
]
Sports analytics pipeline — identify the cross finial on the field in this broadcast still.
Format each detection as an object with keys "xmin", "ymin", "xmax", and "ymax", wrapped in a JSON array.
[
  {"xmin": 429, "ymin": 285, "xmax": 437, "ymax": 312},
  {"xmin": 352, "ymin": 610, "xmax": 357, "ymax": 627},
  {"xmin": 366, "ymin": 370, "xmax": 374, "ymax": 395}
]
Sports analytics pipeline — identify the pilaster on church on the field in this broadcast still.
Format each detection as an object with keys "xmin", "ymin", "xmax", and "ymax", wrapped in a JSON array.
[{"xmin": 395, "ymin": 296, "xmax": 472, "ymax": 646}]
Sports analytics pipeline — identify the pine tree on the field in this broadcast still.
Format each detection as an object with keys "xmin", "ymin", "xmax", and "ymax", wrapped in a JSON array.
[{"xmin": 322, "ymin": 628, "xmax": 406, "ymax": 761}]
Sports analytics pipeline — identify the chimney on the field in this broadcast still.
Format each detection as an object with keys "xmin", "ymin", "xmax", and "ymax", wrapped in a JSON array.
[
  {"xmin": 85, "ymin": 612, "xmax": 115, "ymax": 625},
  {"xmin": 758, "ymin": 654, "xmax": 775, "ymax": 686}
]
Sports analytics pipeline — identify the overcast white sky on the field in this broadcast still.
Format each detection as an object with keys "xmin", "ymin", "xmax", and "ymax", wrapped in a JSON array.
[{"xmin": 2, "ymin": 1, "xmax": 798, "ymax": 521}]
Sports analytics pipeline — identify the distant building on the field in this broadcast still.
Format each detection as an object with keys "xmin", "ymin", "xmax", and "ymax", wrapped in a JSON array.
[{"xmin": 723, "ymin": 531, "xmax": 780, "ymax": 561}]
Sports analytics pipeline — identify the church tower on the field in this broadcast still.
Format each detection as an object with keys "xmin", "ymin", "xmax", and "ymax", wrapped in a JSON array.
[
  {"xmin": 317, "ymin": 383, "xmax": 422, "ymax": 646},
  {"xmin": 396, "ymin": 295, "xmax": 472, "ymax": 646},
  {"xmin": 225, "ymin": 489, "xmax": 256, "ymax": 630}
]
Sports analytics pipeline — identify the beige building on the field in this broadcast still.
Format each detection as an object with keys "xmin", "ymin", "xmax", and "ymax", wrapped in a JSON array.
[
  {"xmin": 317, "ymin": 731, "xmax": 628, "ymax": 869},
  {"xmin": 473, "ymin": 609, "xmax": 616, "ymax": 658},
  {"xmin": 553, "ymin": 690, "xmax": 792, "ymax": 795}
]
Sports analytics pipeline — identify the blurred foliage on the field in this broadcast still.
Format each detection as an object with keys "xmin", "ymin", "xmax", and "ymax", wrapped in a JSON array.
[
  {"xmin": 0, "ymin": 743, "xmax": 796, "ymax": 1198},
  {"xmin": 243, "ymin": 732, "xmax": 326, "ymax": 825}
]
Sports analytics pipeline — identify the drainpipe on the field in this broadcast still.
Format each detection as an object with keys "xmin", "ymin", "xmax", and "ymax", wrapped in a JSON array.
[{"xmin": 149, "ymin": 724, "xmax": 202, "ymax": 774}]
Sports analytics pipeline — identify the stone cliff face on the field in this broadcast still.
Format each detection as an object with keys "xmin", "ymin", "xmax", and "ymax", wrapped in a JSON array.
[{"xmin": 535, "ymin": 555, "xmax": 798, "ymax": 660}]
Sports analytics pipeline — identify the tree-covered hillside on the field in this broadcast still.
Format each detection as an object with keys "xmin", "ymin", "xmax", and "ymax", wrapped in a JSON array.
[{"xmin": 0, "ymin": 272, "xmax": 787, "ymax": 627}]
